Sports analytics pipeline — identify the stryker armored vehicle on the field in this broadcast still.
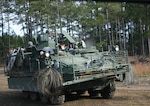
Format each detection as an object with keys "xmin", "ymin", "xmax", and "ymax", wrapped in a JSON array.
[{"xmin": 4, "ymin": 31, "xmax": 130, "ymax": 105}]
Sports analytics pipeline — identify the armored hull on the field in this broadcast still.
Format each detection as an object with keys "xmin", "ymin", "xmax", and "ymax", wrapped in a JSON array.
[{"xmin": 4, "ymin": 32, "xmax": 130, "ymax": 105}]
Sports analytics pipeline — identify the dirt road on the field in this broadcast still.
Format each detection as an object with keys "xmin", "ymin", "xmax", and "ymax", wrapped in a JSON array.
[{"xmin": 0, "ymin": 68, "xmax": 150, "ymax": 106}]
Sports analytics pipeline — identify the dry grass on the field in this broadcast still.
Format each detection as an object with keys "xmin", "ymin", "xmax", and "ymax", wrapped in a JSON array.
[
  {"xmin": 132, "ymin": 63, "xmax": 150, "ymax": 76},
  {"xmin": 129, "ymin": 56, "xmax": 150, "ymax": 77}
]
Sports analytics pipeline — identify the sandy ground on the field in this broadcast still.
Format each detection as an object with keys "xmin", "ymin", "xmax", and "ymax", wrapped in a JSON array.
[{"xmin": 0, "ymin": 67, "xmax": 150, "ymax": 106}]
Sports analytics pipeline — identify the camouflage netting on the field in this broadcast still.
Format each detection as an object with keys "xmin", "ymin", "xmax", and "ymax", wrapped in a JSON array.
[{"xmin": 37, "ymin": 68, "xmax": 63, "ymax": 96}]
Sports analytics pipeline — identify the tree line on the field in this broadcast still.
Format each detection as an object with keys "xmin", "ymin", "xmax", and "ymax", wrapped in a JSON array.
[{"xmin": 0, "ymin": 0, "xmax": 150, "ymax": 62}]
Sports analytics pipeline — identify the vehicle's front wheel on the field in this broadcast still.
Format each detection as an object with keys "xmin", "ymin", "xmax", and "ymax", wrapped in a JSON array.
[
  {"xmin": 50, "ymin": 95, "xmax": 65, "ymax": 105},
  {"xmin": 101, "ymin": 81, "xmax": 116, "ymax": 99}
]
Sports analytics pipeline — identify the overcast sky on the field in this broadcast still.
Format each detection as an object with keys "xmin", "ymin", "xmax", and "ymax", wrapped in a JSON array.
[{"xmin": 0, "ymin": 12, "xmax": 24, "ymax": 36}]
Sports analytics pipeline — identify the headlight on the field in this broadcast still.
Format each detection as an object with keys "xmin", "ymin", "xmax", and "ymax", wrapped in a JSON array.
[
  {"xmin": 40, "ymin": 51, "xmax": 44, "ymax": 55},
  {"xmin": 45, "ymin": 52, "xmax": 50, "ymax": 57}
]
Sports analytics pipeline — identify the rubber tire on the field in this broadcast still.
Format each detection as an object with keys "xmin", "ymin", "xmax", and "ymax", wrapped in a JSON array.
[
  {"xmin": 40, "ymin": 94, "xmax": 49, "ymax": 103},
  {"xmin": 101, "ymin": 82, "xmax": 116, "ymax": 99},
  {"xmin": 30, "ymin": 92, "xmax": 39, "ymax": 101},
  {"xmin": 50, "ymin": 95, "xmax": 65, "ymax": 105}
]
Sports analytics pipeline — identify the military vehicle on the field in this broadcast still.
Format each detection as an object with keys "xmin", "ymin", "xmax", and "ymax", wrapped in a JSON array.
[{"xmin": 4, "ymin": 31, "xmax": 130, "ymax": 105}]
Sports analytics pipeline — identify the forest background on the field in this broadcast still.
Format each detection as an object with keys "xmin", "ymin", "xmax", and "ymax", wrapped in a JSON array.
[{"xmin": 0, "ymin": 0, "xmax": 150, "ymax": 64}]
